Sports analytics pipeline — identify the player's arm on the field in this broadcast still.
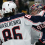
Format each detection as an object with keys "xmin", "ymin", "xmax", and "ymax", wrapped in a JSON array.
[
  {"xmin": 24, "ymin": 15, "xmax": 45, "ymax": 31},
  {"xmin": 25, "ymin": 15, "xmax": 44, "ymax": 22},
  {"xmin": 24, "ymin": 15, "xmax": 41, "ymax": 25}
]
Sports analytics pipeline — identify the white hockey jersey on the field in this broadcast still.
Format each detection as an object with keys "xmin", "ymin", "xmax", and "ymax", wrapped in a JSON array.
[
  {"xmin": 0, "ymin": 13, "xmax": 45, "ymax": 45},
  {"xmin": 25, "ymin": 14, "xmax": 45, "ymax": 44},
  {"xmin": 31, "ymin": 10, "xmax": 45, "ymax": 44},
  {"xmin": 0, "ymin": 13, "xmax": 31, "ymax": 45}
]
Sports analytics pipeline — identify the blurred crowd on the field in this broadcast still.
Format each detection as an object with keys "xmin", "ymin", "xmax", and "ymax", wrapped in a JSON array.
[
  {"xmin": 0, "ymin": 0, "xmax": 45, "ymax": 19},
  {"xmin": 15, "ymin": 0, "xmax": 29, "ymax": 14}
]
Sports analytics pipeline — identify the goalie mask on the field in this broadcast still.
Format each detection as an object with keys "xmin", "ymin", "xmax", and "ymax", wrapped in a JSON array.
[{"xmin": 30, "ymin": 3, "xmax": 43, "ymax": 15}]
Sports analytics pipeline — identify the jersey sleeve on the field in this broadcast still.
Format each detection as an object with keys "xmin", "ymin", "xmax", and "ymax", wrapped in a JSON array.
[
  {"xmin": 24, "ymin": 15, "xmax": 35, "ymax": 25},
  {"xmin": 24, "ymin": 15, "xmax": 44, "ymax": 25}
]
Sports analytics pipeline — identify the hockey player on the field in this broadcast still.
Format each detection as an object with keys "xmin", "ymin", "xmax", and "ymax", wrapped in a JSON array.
[
  {"xmin": 0, "ymin": 1, "xmax": 45, "ymax": 45},
  {"xmin": 34, "ymin": 5, "xmax": 45, "ymax": 45},
  {"xmin": 0, "ymin": 1, "xmax": 31, "ymax": 45},
  {"xmin": 30, "ymin": 3, "xmax": 43, "ymax": 15},
  {"xmin": 30, "ymin": 3, "xmax": 43, "ymax": 45},
  {"xmin": 24, "ymin": 14, "xmax": 45, "ymax": 45}
]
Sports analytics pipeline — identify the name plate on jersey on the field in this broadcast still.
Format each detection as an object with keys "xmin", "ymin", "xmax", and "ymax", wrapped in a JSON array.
[{"xmin": 0, "ymin": 19, "xmax": 21, "ymax": 28}]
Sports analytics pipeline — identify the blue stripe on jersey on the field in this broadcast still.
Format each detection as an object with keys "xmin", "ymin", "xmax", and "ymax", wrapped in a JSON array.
[
  {"xmin": 30, "ymin": 16, "xmax": 45, "ymax": 22},
  {"xmin": 41, "ymin": 33, "xmax": 45, "ymax": 43},
  {"xmin": 25, "ymin": 16, "xmax": 45, "ymax": 23},
  {"xmin": 0, "ymin": 13, "xmax": 25, "ymax": 22}
]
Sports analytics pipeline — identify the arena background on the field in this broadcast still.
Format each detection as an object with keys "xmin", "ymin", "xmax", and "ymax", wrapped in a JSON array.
[
  {"xmin": 0, "ymin": 0, "xmax": 34, "ymax": 9},
  {"xmin": 0, "ymin": 0, "xmax": 45, "ymax": 11}
]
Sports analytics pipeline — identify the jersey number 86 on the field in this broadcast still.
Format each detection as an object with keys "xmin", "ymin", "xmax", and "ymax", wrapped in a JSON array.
[{"xmin": 2, "ymin": 26, "xmax": 23, "ymax": 41}]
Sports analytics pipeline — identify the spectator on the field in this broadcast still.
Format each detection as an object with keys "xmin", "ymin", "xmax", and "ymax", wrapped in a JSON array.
[
  {"xmin": 24, "ymin": 1, "xmax": 29, "ymax": 14},
  {"xmin": 15, "ymin": 0, "xmax": 25, "ymax": 14}
]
